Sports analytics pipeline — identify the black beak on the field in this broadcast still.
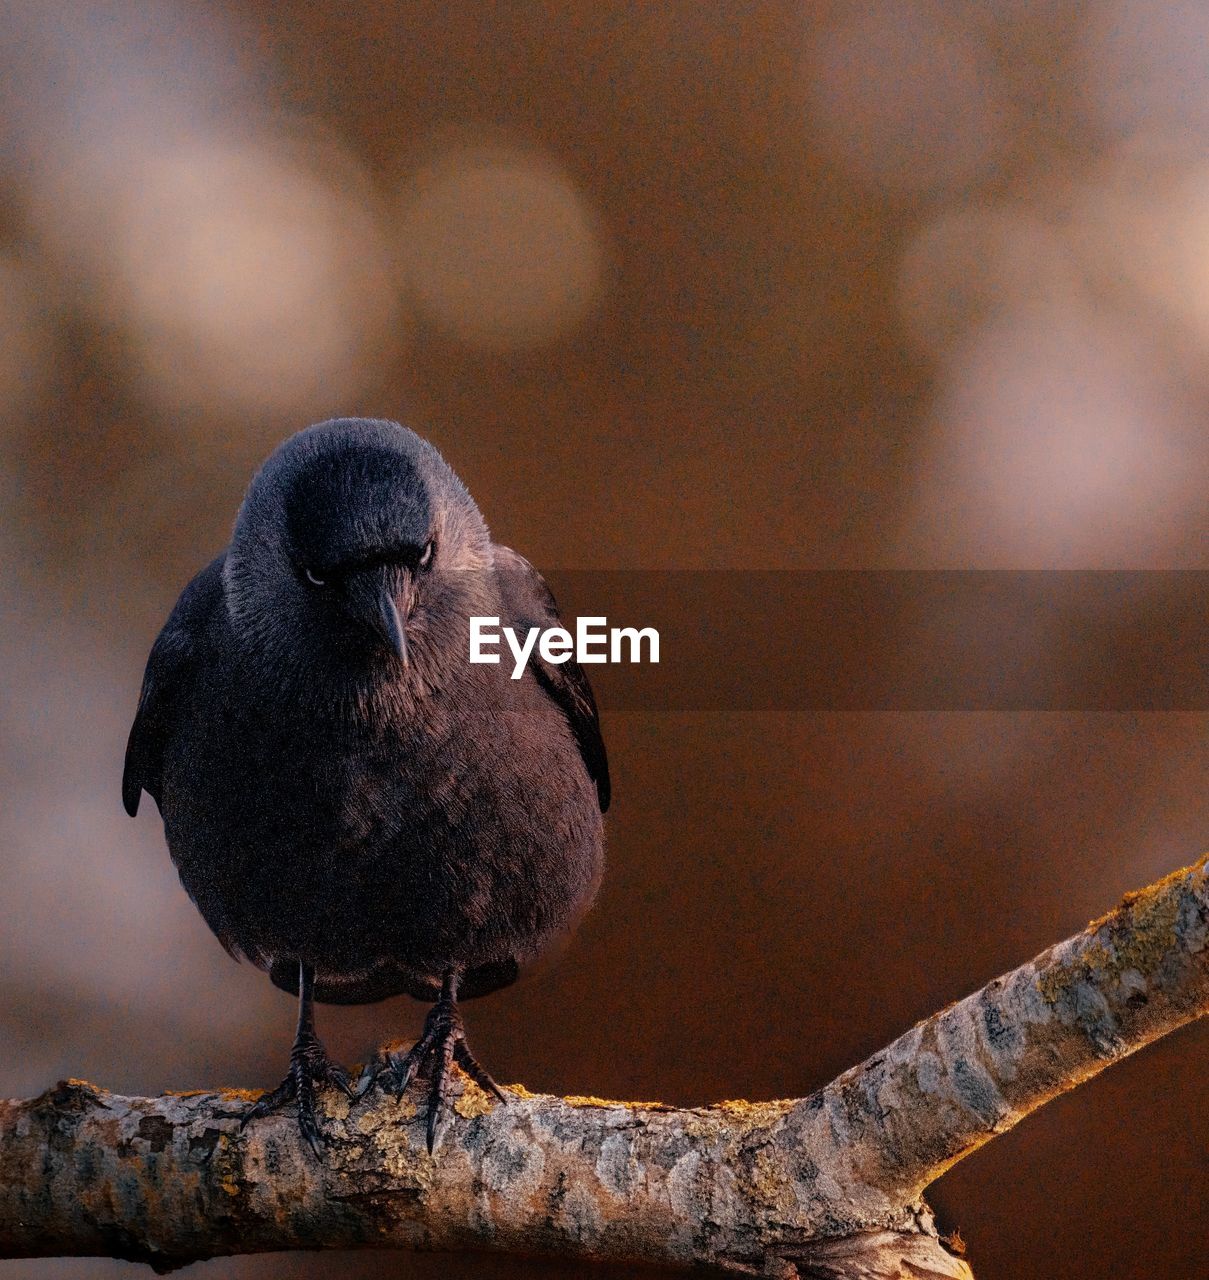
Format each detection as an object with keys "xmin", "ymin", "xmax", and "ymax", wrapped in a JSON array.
[
  {"xmin": 378, "ymin": 591, "xmax": 408, "ymax": 666},
  {"xmin": 345, "ymin": 566, "xmax": 410, "ymax": 666}
]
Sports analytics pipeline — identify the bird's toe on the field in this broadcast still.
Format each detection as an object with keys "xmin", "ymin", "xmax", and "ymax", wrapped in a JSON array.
[
  {"xmin": 240, "ymin": 1032, "xmax": 351, "ymax": 1156},
  {"xmin": 454, "ymin": 1040, "xmax": 507, "ymax": 1103},
  {"xmin": 365, "ymin": 979, "xmax": 505, "ymax": 1152},
  {"xmin": 239, "ymin": 1076, "xmax": 295, "ymax": 1130},
  {"xmin": 354, "ymin": 1058, "xmax": 380, "ymax": 1098},
  {"xmin": 425, "ymin": 1025, "xmax": 459, "ymax": 1153},
  {"xmin": 388, "ymin": 1037, "xmax": 433, "ymax": 1100},
  {"xmin": 328, "ymin": 1064, "xmax": 356, "ymax": 1100},
  {"xmin": 296, "ymin": 1099, "xmax": 325, "ymax": 1157},
  {"xmin": 354, "ymin": 1038, "xmax": 429, "ymax": 1100}
]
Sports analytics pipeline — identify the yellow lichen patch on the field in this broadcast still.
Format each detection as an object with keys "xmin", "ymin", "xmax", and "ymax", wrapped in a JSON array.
[
  {"xmin": 1085, "ymin": 854, "xmax": 1208, "ymax": 935},
  {"xmin": 715, "ymin": 1098, "xmax": 796, "ymax": 1122},
  {"xmin": 352, "ymin": 1098, "xmax": 416, "ymax": 1135},
  {"xmin": 323, "ymin": 1093, "xmax": 352, "ymax": 1122},
  {"xmin": 208, "ymin": 1134, "xmax": 243, "ymax": 1197},
  {"xmin": 371, "ymin": 1120, "xmax": 434, "ymax": 1182},
  {"xmin": 1106, "ymin": 883, "xmax": 1183, "ymax": 976},
  {"xmin": 1040, "ymin": 939, "xmax": 1122, "ymax": 1006},
  {"xmin": 1042, "ymin": 855, "xmax": 1206, "ymax": 1006},
  {"xmin": 453, "ymin": 1085, "xmax": 497, "ymax": 1120},
  {"xmin": 357, "ymin": 1094, "xmax": 419, "ymax": 1129},
  {"xmin": 1036, "ymin": 963, "xmax": 1069, "ymax": 1006},
  {"xmin": 1079, "ymin": 941, "xmax": 1113, "ymax": 974},
  {"xmin": 62, "ymin": 1077, "xmax": 104, "ymax": 1095},
  {"xmin": 744, "ymin": 1148, "xmax": 799, "ymax": 1216},
  {"xmin": 499, "ymin": 1083, "xmax": 538, "ymax": 1101},
  {"xmin": 675, "ymin": 1110, "xmax": 734, "ymax": 1143},
  {"xmin": 562, "ymin": 1094, "xmax": 665, "ymax": 1110}
]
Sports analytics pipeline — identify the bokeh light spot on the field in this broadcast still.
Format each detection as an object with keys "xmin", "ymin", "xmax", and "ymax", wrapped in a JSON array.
[
  {"xmin": 912, "ymin": 304, "xmax": 1202, "ymax": 565},
  {"xmin": 397, "ymin": 146, "xmax": 605, "ymax": 351},
  {"xmin": 106, "ymin": 136, "xmax": 400, "ymax": 419}
]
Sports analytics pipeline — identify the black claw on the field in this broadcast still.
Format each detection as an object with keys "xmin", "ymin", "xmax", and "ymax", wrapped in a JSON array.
[
  {"xmin": 364, "ymin": 972, "xmax": 504, "ymax": 1153},
  {"xmin": 241, "ymin": 1035, "xmax": 352, "ymax": 1155},
  {"xmin": 297, "ymin": 1083, "xmax": 324, "ymax": 1158},
  {"xmin": 454, "ymin": 1041, "xmax": 507, "ymax": 1103},
  {"xmin": 327, "ymin": 1063, "xmax": 356, "ymax": 1100},
  {"xmin": 240, "ymin": 1077, "xmax": 292, "ymax": 1130},
  {"xmin": 427, "ymin": 1028, "xmax": 457, "ymax": 1153},
  {"xmin": 354, "ymin": 1062, "xmax": 377, "ymax": 1099},
  {"xmin": 383, "ymin": 1040, "xmax": 426, "ymax": 1100}
]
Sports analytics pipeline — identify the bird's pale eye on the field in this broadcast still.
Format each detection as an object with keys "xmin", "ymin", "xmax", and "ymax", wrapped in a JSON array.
[
  {"xmin": 304, "ymin": 567, "xmax": 326, "ymax": 587},
  {"xmin": 419, "ymin": 540, "xmax": 435, "ymax": 571}
]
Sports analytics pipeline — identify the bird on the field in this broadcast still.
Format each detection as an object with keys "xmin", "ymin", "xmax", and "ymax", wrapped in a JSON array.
[{"xmin": 123, "ymin": 417, "xmax": 609, "ymax": 1155}]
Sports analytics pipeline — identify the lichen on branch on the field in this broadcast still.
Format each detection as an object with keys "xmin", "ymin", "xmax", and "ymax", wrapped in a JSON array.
[{"xmin": 1, "ymin": 856, "xmax": 1205, "ymax": 1278}]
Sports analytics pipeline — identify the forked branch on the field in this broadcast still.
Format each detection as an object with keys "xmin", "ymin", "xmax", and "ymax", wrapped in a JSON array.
[{"xmin": 1, "ymin": 856, "xmax": 1206, "ymax": 1277}]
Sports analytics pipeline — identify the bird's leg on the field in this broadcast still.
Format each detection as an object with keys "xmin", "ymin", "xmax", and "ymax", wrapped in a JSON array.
[
  {"xmin": 379, "ymin": 969, "xmax": 505, "ymax": 1152},
  {"xmin": 240, "ymin": 960, "xmax": 354, "ymax": 1157}
]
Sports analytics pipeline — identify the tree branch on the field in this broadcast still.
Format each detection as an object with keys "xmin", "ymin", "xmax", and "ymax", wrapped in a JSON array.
[{"xmin": 2, "ymin": 856, "xmax": 1205, "ymax": 1277}]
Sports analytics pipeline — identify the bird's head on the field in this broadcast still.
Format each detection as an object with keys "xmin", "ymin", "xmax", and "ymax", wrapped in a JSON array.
[{"xmin": 225, "ymin": 418, "xmax": 494, "ymax": 682}]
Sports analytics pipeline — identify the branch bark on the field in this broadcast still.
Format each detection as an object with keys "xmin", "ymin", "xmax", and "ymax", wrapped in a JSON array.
[{"xmin": 2, "ymin": 856, "xmax": 1206, "ymax": 1277}]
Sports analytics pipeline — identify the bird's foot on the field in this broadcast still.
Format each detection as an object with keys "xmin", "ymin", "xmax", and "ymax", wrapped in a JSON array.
[
  {"xmin": 240, "ymin": 1031, "xmax": 354, "ymax": 1157},
  {"xmin": 370, "ymin": 993, "xmax": 505, "ymax": 1152}
]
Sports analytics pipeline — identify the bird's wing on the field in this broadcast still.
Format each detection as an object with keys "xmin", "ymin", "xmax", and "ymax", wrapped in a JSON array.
[
  {"xmin": 122, "ymin": 554, "xmax": 226, "ymax": 817},
  {"xmin": 493, "ymin": 544, "xmax": 611, "ymax": 813}
]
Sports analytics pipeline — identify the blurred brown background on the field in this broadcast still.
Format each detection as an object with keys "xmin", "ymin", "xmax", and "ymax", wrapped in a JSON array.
[{"xmin": 1, "ymin": 3, "xmax": 1206, "ymax": 1279}]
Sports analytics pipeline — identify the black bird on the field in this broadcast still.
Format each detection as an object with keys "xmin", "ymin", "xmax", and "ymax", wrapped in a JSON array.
[{"xmin": 123, "ymin": 418, "xmax": 609, "ymax": 1153}]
